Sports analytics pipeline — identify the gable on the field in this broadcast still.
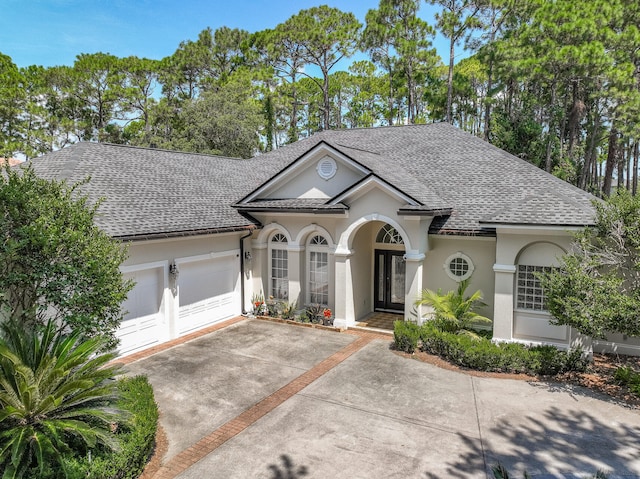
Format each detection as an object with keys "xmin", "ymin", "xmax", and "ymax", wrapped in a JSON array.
[{"xmin": 240, "ymin": 142, "xmax": 369, "ymax": 202}]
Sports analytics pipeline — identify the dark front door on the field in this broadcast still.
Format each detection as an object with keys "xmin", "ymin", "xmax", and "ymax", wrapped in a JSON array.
[{"xmin": 374, "ymin": 250, "xmax": 406, "ymax": 312}]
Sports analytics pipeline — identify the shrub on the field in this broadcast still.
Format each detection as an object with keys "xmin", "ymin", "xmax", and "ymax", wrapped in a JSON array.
[
  {"xmin": 52, "ymin": 376, "xmax": 159, "ymax": 479},
  {"xmin": 614, "ymin": 366, "xmax": 640, "ymax": 396},
  {"xmin": 420, "ymin": 323, "xmax": 587, "ymax": 375},
  {"xmin": 0, "ymin": 320, "xmax": 122, "ymax": 478},
  {"xmin": 415, "ymin": 278, "xmax": 492, "ymax": 336},
  {"xmin": 393, "ymin": 320, "xmax": 421, "ymax": 353}
]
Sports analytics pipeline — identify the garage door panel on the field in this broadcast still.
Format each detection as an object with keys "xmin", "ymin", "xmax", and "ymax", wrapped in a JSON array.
[
  {"xmin": 178, "ymin": 255, "xmax": 239, "ymax": 335},
  {"xmin": 118, "ymin": 267, "xmax": 165, "ymax": 355}
]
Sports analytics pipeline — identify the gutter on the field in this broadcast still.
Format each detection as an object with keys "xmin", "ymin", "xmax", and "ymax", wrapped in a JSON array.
[
  {"xmin": 239, "ymin": 229, "xmax": 254, "ymax": 315},
  {"xmin": 113, "ymin": 224, "xmax": 257, "ymax": 242}
]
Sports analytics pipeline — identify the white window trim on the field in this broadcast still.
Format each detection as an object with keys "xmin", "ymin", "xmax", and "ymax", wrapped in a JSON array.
[
  {"xmin": 269, "ymin": 233, "xmax": 289, "ymax": 300},
  {"xmin": 306, "ymin": 235, "xmax": 330, "ymax": 306},
  {"xmin": 444, "ymin": 252, "xmax": 474, "ymax": 282},
  {"xmin": 515, "ymin": 264, "xmax": 552, "ymax": 312}
]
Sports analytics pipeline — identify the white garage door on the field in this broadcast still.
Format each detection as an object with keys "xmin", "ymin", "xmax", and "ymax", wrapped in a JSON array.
[
  {"xmin": 178, "ymin": 253, "xmax": 240, "ymax": 335},
  {"xmin": 118, "ymin": 266, "xmax": 165, "ymax": 355}
]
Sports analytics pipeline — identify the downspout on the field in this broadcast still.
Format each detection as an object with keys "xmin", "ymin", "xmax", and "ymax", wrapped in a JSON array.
[{"xmin": 239, "ymin": 230, "xmax": 254, "ymax": 315}]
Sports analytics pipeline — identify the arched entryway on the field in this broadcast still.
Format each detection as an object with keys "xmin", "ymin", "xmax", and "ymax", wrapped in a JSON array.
[{"xmin": 333, "ymin": 215, "xmax": 420, "ymax": 328}]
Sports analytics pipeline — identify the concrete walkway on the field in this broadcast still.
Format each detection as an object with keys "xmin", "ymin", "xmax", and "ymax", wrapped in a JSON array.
[{"xmin": 123, "ymin": 319, "xmax": 640, "ymax": 479}]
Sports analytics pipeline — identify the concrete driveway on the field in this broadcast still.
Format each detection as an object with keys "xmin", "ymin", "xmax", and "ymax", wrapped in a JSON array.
[{"xmin": 124, "ymin": 319, "xmax": 640, "ymax": 479}]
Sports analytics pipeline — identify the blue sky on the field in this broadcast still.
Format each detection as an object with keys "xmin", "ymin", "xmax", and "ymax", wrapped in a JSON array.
[{"xmin": 1, "ymin": 0, "xmax": 457, "ymax": 69}]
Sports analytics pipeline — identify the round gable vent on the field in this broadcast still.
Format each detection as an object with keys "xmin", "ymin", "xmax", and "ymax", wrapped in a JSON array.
[{"xmin": 317, "ymin": 157, "xmax": 337, "ymax": 180}]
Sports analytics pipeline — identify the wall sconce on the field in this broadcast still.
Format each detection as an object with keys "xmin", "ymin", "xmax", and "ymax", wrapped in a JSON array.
[
  {"xmin": 169, "ymin": 262, "xmax": 179, "ymax": 280},
  {"xmin": 244, "ymin": 251, "xmax": 252, "ymax": 260}
]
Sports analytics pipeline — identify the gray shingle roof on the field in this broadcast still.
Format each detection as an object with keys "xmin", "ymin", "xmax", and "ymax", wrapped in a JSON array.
[
  {"xmin": 27, "ymin": 123, "xmax": 596, "ymax": 239},
  {"xmin": 27, "ymin": 143, "xmax": 259, "ymax": 239},
  {"xmin": 245, "ymin": 123, "xmax": 596, "ymax": 233}
]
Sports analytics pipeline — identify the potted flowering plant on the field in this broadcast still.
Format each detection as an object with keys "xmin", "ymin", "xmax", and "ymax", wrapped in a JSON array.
[
  {"xmin": 322, "ymin": 308, "xmax": 333, "ymax": 326},
  {"xmin": 251, "ymin": 292, "xmax": 264, "ymax": 316}
]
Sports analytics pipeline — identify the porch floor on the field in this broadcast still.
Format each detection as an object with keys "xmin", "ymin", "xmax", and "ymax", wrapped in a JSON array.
[{"xmin": 354, "ymin": 312, "xmax": 402, "ymax": 332}]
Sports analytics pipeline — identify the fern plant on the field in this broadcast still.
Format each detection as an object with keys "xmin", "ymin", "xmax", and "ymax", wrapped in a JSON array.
[
  {"xmin": 0, "ymin": 320, "xmax": 124, "ymax": 478},
  {"xmin": 415, "ymin": 278, "xmax": 492, "ymax": 336}
]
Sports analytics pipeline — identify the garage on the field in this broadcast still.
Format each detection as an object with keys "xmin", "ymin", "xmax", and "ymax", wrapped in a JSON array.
[
  {"xmin": 117, "ymin": 263, "xmax": 167, "ymax": 355},
  {"xmin": 176, "ymin": 251, "xmax": 241, "ymax": 335}
]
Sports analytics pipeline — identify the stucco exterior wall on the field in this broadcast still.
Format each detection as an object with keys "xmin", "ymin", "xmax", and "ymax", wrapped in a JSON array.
[
  {"xmin": 423, "ymin": 236, "xmax": 496, "ymax": 321},
  {"xmin": 351, "ymin": 222, "xmax": 375, "ymax": 320},
  {"xmin": 268, "ymin": 156, "xmax": 364, "ymax": 199},
  {"xmin": 492, "ymin": 229, "xmax": 578, "ymax": 349}
]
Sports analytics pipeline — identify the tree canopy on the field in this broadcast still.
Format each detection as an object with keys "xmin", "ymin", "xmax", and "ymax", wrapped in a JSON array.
[
  {"xmin": 541, "ymin": 190, "xmax": 640, "ymax": 338},
  {"xmin": 0, "ymin": 165, "xmax": 132, "ymax": 349},
  {"xmin": 1, "ymin": 0, "xmax": 640, "ymax": 196}
]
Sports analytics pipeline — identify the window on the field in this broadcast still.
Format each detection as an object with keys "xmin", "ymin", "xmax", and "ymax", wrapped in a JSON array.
[
  {"xmin": 444, "ymin": 252, "xmax": 474, "ymax": 282},
  {"xmin": 308, "ymin": 235, "xmax": 329, "ymax": 305},
  {"xmin": 516, "ymin": 265, "xmax": 552, "ymax": 311},
  {"xmin": 376, "ymin": 224, "xmax": 404, "ymax": 244},
  {"xmin": 270, "ymin": 233, "xmax": 288, "ymax": 300}
]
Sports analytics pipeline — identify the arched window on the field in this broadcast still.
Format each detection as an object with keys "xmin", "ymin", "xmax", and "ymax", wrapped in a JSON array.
[
  {"xmin": 376, "ymin": 224, "xmax": 404, "ymax": 244},
  {"xmin": 307, "ymin": 235, "xmax": 329, "ymax": 305},
  {"xmin": 515, "ymin": 242, "xmax": 564, "ymax": 312},
  {"xmin": 270, "ymin": 233, "xmax": 288, "ymax": 300}
]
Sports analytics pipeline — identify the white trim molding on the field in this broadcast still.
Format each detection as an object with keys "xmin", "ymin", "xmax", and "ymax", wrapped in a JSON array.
[
  {"xmin": 444, "ymin": 252, "xmax": 474, "ymax": 282},
  {"xmin": 493, "ymin": 263, "xmax": 517, "ymax": 274}
]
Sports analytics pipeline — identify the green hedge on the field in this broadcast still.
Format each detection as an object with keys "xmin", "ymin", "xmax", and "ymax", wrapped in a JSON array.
[
  {"xmin": 38, "ymin": 375, "xmax": 159, "ymax": 479},
  {"xmin": 394, "ymin": 321, "xmax": 587, "ymax": 376},
  {"xmin": 393, "ymin": 320, "xmax": 421, "ymax": 353}
]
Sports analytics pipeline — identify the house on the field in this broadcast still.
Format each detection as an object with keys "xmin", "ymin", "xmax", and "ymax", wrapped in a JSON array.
[
  {"xmin": 26, "ymin": 123, "xmax": 640, "ymax": 356},
  {"xmin": 1, "ymin": 158, "xmax": 24, "ymax": 167}
]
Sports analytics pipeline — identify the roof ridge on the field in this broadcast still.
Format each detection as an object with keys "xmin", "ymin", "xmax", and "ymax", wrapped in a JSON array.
[
  {"xmin": 323, "ymin": 122, "xmax": 442, "ymax": 133},
  {"xmin": 97, "ymin": 141, "xmax": 244, "ymax": 160},
  {"xmin": 333, "ymin": 142, "xmax": 381, "ymax": 155}
]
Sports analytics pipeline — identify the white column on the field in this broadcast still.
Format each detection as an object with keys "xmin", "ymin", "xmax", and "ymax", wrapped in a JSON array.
[
  {"xmin": 251, "ymin": 240, "xmax": 267, "ymax": 300},
  {"xmin": 404, "ymin": 253, "xmax": 425, "ymax": 324},
  {"xmin": 333, "ymin": 249, "xmax": 354, "ymax": 328},
  {"xmin": 287, "ymin": 244, "xmax": 304, "ymax": 304},
  {"xmin": 492, "ymin": 263, "xmax": 516, "ymax": 341}
]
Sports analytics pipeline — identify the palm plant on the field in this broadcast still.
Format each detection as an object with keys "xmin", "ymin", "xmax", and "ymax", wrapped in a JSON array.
[
  {"xmin": 415, "ymin": 278, "xmax": 492, "ymax": 336},
  {"xmin": 0, "ymin": 320, "xmax": 124, "ymax": 478}
]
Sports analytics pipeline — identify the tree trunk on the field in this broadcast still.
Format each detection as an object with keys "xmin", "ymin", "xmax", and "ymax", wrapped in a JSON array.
[
  {"xmin": 387, "ymin": 64, "xmax": 394, "ymax": 126},
  {"xmin": 626, "ymin": 141, "xmax": 632, "ymax": 191},
  {"xmin": 446, "ymin": 35, "xmax": 455, "ymax": 124},
  {"xmin": 544, "ymin": 81, "xmax": 558, "ymax": 173},
  {"xmin": 633, "ymin": 141, "xmax": 639, "ymax": 196},
  {"xmin": 603, "ymin": 126, "xmax": 618, "ymax": 197},
  {"xmin": 579, "ymin": 99, "xmax": 600, "ymax": 191},
  {"xmin": 406, "ymin": 61, "xmax": 416, "ymax": 124},
  {"xmin": 289, "ymin": 73, "xmax": 298, "ymax": 144},
  {"xmin": 322, "ymin": 61, "xmax": 330, "ymax": 130}
]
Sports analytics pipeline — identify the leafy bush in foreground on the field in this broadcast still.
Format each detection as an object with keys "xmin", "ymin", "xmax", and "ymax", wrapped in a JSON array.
[
  {"xmin": 30, "ymin": 376, "xmax": 159, "ymax": 479},
  {"xmin": 0, "ymin": 320, "xmax": 122, "ymax": 478}
]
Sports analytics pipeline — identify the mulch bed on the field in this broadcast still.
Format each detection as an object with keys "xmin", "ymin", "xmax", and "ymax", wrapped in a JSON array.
[{"xmin": 393, "ymin": 349, "xmax": 640, "ymax": 408}]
